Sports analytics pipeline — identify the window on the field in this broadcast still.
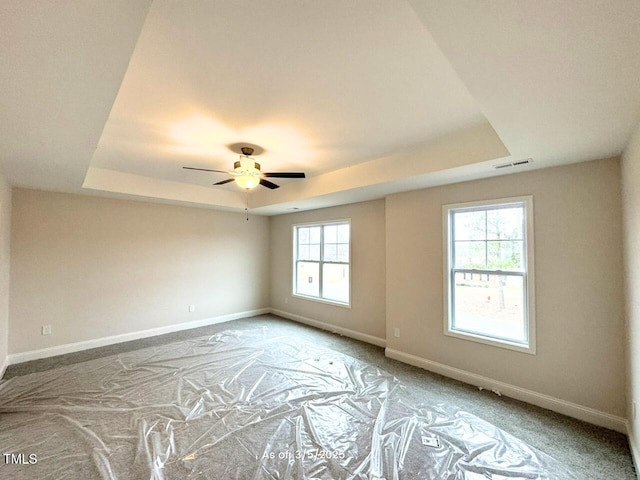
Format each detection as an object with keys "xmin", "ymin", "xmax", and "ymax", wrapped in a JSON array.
[
  {"xmin": 443, "ymin": 197, "xmax": 535, "ymax": 353},
  {"xmin": 293, "ymin": 221, "xmax": 350, "ymax": 306}
]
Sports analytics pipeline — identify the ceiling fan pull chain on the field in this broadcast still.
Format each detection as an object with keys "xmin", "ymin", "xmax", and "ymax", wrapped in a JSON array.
[{"xmin": 245, "ymin": 190, "xmax": 249, "ymax": 221}]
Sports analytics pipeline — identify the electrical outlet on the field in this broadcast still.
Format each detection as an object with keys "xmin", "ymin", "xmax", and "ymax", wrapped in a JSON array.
[
  {"xmin": 41, "ymin": 325, "xmax": 52, "ymax": 336},
  {"xmin": 189, "ymin": 304, "xmax": 195, "ymax": 313},
  {"xmin": 394, "ymin": 328, "xmax": 400, "ymax": 338},
  {"xmin": 421, "ymin": 435, "xmax": 440, "ymax": 448},
  {"xmin": 284, "ymin": 297, "xmax": 289, "ymax": 304}
]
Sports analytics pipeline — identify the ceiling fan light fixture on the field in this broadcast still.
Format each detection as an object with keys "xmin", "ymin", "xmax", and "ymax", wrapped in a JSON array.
[
  {"xmin": 235, "ymin": 174, "xmax": 260, "ymax": 189},
  {"xmin": 234, "ymin": 155, "xmax": 261, "ymax": 189}
]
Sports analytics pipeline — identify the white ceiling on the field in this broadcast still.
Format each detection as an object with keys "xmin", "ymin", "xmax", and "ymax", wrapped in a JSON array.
[
  {"xmin": 0, "ymin": 0, "xmax": 152, "ymax": 191},
  {"xmin": 1, "ymin": 1, "xmax": 639, "ymax": 214}
]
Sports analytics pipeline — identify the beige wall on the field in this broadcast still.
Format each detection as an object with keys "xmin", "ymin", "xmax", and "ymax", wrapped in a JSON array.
[
  {"xmin": 9, "ymin": 189, "xmax": 269, "ymax": 354},
  {"xmin": 623, "ymin": 121, "xmax": 640, "ymax": 447},
  {"xmin": 4, "ymin": 156, "xmax": 629, "ymax": 423},
  {"xmin": 0, "ymin": 172, "xmax": 11, "ymax": 371},
  {"xmin": 386, "ymin": 158, "xmax": 625, "ymax": 416},
  {"xmin": 269, "ymin": 200, "xmax": 386, "ymax": 341}
]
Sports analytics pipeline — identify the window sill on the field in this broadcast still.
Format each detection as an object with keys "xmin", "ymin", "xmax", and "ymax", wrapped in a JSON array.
[
  {"xmin": 444, "ymin": 329, "xmax": 536, "ymax": 355},
  {"xmin": 292, "ymin": 294, "xmax": 351, "ymax": 309}
]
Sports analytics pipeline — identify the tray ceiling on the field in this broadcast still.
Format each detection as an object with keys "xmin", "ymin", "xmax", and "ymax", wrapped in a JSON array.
[{"xmin": 2, "ymin": 0, "xmax": 639, "ymax": 214}]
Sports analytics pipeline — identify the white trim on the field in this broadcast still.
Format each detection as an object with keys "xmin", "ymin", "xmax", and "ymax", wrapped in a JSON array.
[
  {"xmin": 291, "ymin": 218, "xmax": 351, "ymax": 228},
  {"xmin": 385, "ymin": 348, "xmax": 627, "ymax": 434},
  {"xmin": 292, "ymin": 219, "xmax": 352, "ymax": 307},
  {"xmin": 7, "ymin": 308, "xmax": 270, "ymax": 365},
  {"xmin": 270, "ymin": 308, "xmax": 386, "ymax": 348},
  {"xmin": 443, "ymin": 329, "xmax": 534, "ymax": 355},
  {"xmin": 0, "ymin": 355, "xmax": 8, "ymax": 379},
  {"xmin": 442, "ymin": 195, "xmax": 536, "ymax": 354},
  {"xmin": 291, "ymin": 293, "xmax": 351, "ymax": 309},
  {"xmin": 628, "ymin": 426, "xmax": 640, "ymax": 479}
]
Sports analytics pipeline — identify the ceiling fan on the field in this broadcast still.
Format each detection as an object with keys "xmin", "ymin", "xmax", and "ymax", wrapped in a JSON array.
[{"xmin": 183, "ymin": 147, "xmax": 305, "ymax": 190}]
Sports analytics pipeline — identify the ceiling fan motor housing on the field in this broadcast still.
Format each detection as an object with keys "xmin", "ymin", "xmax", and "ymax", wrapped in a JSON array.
[{"xmin": 234, "ymin": 159, "xmax": 261, "ymax": 171}]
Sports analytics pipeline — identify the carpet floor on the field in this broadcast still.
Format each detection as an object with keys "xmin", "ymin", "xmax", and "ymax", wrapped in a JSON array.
[{"xmin": 2, "ymin": 314, "xmax": 636, "ymax": 479}]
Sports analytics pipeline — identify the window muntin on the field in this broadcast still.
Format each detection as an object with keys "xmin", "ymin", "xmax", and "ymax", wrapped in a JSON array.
[
  {"xmin": 444, "ymin": 198, "xmax": 535, "ymax": 353},
  {"xmin": 293, "ymin": 221, "xmax": 350, "ymax": 305}
]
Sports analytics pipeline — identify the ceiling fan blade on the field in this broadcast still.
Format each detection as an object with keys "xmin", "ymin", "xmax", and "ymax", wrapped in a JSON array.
[
  {"xmin": 260, "ymin": 178, "xmax": 280, "ymax": 189},
  {"xmin": 263, "ymin": 172, "xmax": 306, "ymax": 178},
  {"xmin": 183, "ymin": 166, "xmax": 230, "ymax": 174},
  {"xmin": 213, "ymin": 178, "xmax": 235, "ymax": 185}
]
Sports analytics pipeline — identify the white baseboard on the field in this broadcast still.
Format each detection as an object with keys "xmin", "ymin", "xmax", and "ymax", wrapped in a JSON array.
[
  {"xmin": 7, "ymin": 308, "xmax": 270, "ymax": 365},
  {"xmin": 628, "ymin": 426, "xmax": 640, "ymax": 479},
  {"xmin": 385, "ymin": 348, "xmax": 628, "ymax": 434},
  {"xmin": 270, "ymin": 308, "xmax": 386, "ymax": 348},
  {"xmin": 5, "ymin": 307, "xmax": 631, "ymax": 438},
  {"xmin": 0, "ymin": 355, "xmax": 8, "ymax": 379}
]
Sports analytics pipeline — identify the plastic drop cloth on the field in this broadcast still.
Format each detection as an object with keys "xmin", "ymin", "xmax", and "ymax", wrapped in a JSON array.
[{"xmin": 0, "ymin": 328, "xmax": 575, "ymax": 479}]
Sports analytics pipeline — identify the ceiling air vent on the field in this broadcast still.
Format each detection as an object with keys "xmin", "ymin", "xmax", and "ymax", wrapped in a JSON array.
[{"xmin": 494, "ymin": 158, "xmax": 533, "ymax": 170}]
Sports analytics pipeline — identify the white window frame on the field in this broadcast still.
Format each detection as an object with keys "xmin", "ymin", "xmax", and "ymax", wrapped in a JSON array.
[
  {"xmin": 292, "ymin": 219, "xmax": 351, "ymax": 308},
  {"xmin": 442, "ymin": 196, "xmax": 536, "ymax": 354}
]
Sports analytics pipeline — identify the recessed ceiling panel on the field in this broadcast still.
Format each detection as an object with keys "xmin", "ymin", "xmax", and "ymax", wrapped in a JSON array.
[{"xmin": 89, "ymin": 0, "xmax": 485, "ymax": 193}]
